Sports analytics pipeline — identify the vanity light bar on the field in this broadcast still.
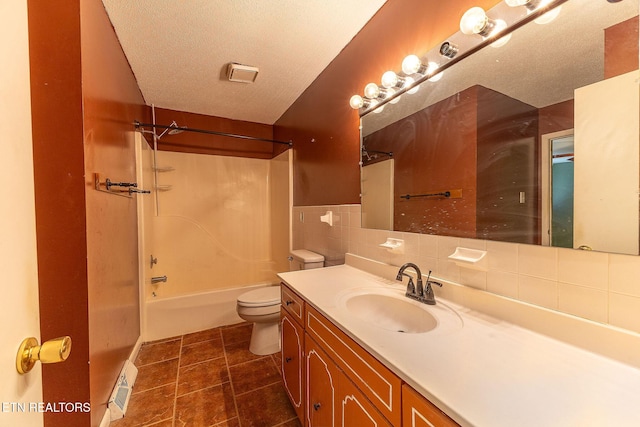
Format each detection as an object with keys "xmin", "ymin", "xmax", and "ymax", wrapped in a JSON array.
[{"xmin": 349, "ymin": 0, "xmax": 567, "ymax": 114}]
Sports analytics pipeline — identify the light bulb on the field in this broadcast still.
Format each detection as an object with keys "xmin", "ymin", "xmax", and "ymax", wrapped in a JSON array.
[
  {"xmin": 426, "ymin": 62, "xmax": 443, "ymax": 82},
  {"xmin": 364, "ymin": 82, "xmax": 381, "ymax": 99},
  {"xmin": 460, "ymin": 7, "xmax": 489, "ymax": 35},
  {"xmin": 490, "ymin": 20, "xmax": 512, "ymax": 48},
  {"xmin": 381, "ymin": 71, "xmax": 399, "ymax": 89},
  {"xmin": 404, "ymin": 76, "xmax": 419, "ymax": 95},
  {"xmin": 535, "ymin": 5, "xmax": 561, "ymax": 24},
  {"xmin": 387, "ymin": 88, "xmax": 401, "ymax": 104},
  {"xmin": 349, "ymin": 94, "xmax": 364, "ymax": 109},
  {"xmin": 402, "ymin": 55, "xmax": 423, "ymax": 75},
  {"xmin": 366, "ymin": 99, "xmax": 383, "ymax": 113}
]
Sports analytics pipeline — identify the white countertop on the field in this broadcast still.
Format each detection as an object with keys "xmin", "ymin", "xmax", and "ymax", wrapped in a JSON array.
[{"xmin": 278, "ymin": 264, "xmax": 640, "ymax": 427}]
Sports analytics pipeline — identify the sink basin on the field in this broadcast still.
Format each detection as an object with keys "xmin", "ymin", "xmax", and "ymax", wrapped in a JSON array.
[{"xmin": 345, "ymin": 293, "xmax": 437, "ymax": 333}]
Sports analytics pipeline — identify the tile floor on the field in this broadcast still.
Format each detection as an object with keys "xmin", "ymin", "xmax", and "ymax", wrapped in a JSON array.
[{"xmin": 111, "ymin": 323, "xmax": 301, "ymax": 427}]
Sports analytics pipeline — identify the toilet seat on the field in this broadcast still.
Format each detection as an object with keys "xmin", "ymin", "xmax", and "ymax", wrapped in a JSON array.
[{"xmin": 237, "ymin": 286, "xmax": 280, "ymax": 308}]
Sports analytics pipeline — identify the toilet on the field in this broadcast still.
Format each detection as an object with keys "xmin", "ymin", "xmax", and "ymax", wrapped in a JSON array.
[{"xmin": 236, "ymin": 249, "xmax": 325, "ymax": 355}]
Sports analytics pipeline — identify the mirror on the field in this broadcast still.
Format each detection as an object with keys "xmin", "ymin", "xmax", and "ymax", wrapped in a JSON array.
[{"xmin": 360, "ymin": 0, "xmax": 639, "ymax": 255}]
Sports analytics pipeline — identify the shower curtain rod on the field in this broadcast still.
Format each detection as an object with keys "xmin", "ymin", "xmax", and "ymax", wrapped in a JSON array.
[{"xmin": 134, "ymin": 121, "xmax": 293, "ymax": 147}]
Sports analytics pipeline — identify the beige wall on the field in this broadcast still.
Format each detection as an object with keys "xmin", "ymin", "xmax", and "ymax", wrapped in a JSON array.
[
  {"xmin": 293, "ymin": 204, "xmax": 640, "ymax": 335},
  {"xmin": 142, "ymin": 150, "xmax": 290, "ymax": 300}
]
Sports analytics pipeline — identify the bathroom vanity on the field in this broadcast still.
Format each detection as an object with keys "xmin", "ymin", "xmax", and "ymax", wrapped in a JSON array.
[{"xmin": 278, "ymin": 255, "xmax": 640, "ymax": 427}]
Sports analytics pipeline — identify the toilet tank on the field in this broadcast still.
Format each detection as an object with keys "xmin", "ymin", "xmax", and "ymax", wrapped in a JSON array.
[{"xmin": 289, "ymin": 249, "xmax": 325, "ymax": 271}]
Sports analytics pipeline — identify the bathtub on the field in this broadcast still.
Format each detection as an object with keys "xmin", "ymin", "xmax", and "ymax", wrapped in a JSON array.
[{"xmin": 143, "ymin": 283, "xmax": 277, "ymax": 342}]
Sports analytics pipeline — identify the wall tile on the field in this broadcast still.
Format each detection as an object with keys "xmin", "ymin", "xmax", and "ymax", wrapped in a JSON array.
[
  {"xmin": 486, "ymin": 241, "xmax": 518, "ymax": 273},
  {"xmin": 558, "ymin": 249, "xmax": 608, "ymax": 290},
  {"xmin": 486, "ymin": 270, "xmax": 518, "ymax": 299},
  {"xmin": 292, "ymin": 203, "xmax": 640, "ymax": 334},
  {"xmin": 609, "ymin": 253, "xmax": 640, "ymax": 297},
  {"xmin": 558, "ymin": 282, "xmax": 608, "ymax": 323},
  {"xmin": 419, "ymin": 234, "xmax": 438, "ymax": 259},
  {"xmin": 518, "ymin": 275, "xmax": 558, "ymax": 310},
  {"xmin": 460, "ymin": 269, "xmax": 487, "ymax": 290},
  {"xmin": 437, "ymin": 236, "xmax": 461, "ymax": 260},
  {"xmin": 518, "ymin": 244, "xmax": 558, "ymax": 281},
  {"xmin": 609, "ymin": 293, "xmax": 640, "ymax": 334}
]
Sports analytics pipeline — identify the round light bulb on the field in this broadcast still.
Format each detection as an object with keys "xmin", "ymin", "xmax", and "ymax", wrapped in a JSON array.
[
  {"xmin": 349, "ymin": 94, "xmax": 364, "ymax": 109},
  {"xmin": 372, "ymin": 102, "xmax": 384, "ymax": 114},
  {"xmin": 387, "ymin": 88, "xmax": 401, "ymax": 104},
  {"xmin": 490, "ymin": 20, "xmax": 512, "ymax": 48},
  {"xmin": 364, "ymin": 82, "xmax": 381, "ymax": 99},
  {"xmin": 460, "ymin": 7, "xmax": 488, "ymax": 35},
  {"xmin": 426, "ymin": 62, "xmax": 443, "ymax": 82},
  {"xmin": 402, "ymin": 55, "xmax": 422, "ymax": 75},
  {"xmin": 381, "ymin": 71, "xmax": 399, "ymax": 89},
  {"xmin": 404, "ymin": 76, "xmax": 419, "ymax": 95}
]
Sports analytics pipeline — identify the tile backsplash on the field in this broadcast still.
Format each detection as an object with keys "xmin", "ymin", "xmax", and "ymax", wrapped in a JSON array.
[{"xmin": 292, "ymin": 204, "xmax": 640, "ymax": 334}]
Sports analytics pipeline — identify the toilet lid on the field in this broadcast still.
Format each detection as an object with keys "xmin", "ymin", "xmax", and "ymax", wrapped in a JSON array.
[{"xmin": 237, "ymin": 287, "xmax": 281, "ymax": 307}]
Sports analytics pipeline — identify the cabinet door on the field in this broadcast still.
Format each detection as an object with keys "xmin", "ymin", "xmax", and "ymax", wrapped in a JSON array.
[
  {"xmin": 402, "ymin": 384, "xmax": 459, "ymax": 427},
  {"xmin": 339, "ymin": 375, "xmax": 392, "ymax": 427},
  {"xmin": 282, "ymin": 310, "xmax": 305, "ymax": 423},
  {"xmin": 306, "ymin": 334, "xmax": 339, "ymax": 427}
]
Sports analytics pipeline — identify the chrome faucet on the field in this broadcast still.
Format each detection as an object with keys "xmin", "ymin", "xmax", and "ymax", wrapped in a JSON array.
[
  {"xmin": 396, "ymin": 263, "xmax": 423, "ymax": 301},
  {"xmin": 396, "ymin": 264, "xmax": 442, "ymax": 305}
]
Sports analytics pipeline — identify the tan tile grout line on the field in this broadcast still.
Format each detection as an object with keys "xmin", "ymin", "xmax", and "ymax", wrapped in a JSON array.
[
  {"xmin": 220, "ymin": 328, "xmax": 243, "ymax": 427},
  {"xmin": 171, "ymin": 335, "xmax": 183, "ymax": 427},
  {"xmin": 233, "ymin": 378, "xmax": 285, "ymax": 398}
]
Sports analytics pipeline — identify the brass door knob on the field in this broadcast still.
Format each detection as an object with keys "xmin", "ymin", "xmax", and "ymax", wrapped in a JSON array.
[{"xmin": 16, "ymin": 336, "xmax": 72, "ymax": 374}]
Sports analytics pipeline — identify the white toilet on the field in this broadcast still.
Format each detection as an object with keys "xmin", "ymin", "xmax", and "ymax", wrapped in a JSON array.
[{"xmin": 236, "ymin": 249, "xmax": 324, "ymax": 355}]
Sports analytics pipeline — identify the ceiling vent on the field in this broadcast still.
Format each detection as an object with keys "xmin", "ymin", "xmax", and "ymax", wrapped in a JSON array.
[{"xmin": 226, "ymin": 63, "xmax": 259, "ymax": 83}]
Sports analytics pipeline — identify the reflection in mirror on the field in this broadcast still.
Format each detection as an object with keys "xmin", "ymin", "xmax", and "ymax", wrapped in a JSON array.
[{"xmin": 360, "ymin": 0, "xmax": 639, "ymax": 255}]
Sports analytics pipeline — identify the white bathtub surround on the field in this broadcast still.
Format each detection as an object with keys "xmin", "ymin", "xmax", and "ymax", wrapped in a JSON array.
[
  {"xmin": 278, "ymin": 255, "xmax": 640, "ymax": 426},
  {"xmin": 136, "ymin": 143, "xmax": 291, "ymax": 342},
  {"xmin": 293, "ymin": 204, "xmax": 640, "ymax": 335}
]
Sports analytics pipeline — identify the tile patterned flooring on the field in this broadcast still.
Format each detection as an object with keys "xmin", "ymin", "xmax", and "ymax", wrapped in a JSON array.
[{"xmin": 111, "ymin": 323, "xmax": 301, "ymax": 427}]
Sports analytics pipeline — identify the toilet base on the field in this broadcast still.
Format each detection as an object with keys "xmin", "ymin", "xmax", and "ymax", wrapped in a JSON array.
[{"xmin": 249, "ymin": 321, "xmax": 281, "ymax": 355}]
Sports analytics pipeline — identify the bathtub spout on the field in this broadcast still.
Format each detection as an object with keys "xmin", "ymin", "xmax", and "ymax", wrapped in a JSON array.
[{"xmin": 151, "ymin": 275, "xmax": 167, "ymax": 284}]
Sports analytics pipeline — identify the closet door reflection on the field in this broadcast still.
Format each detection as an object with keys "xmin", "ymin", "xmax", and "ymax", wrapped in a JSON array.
[{"xmin": 573, "ymin": 71, "xmax": 640, "ymax": 254}]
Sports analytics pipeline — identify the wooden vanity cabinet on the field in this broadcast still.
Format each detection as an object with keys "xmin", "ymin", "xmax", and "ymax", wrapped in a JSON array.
[
  {"xmin": 305, "ymin": 305, "xmax": 403, "ymax": 426},
  {"xmin": 281, "ymin": 284, "xmax": 306, "ymax": 423},
  {"xmin": 402, "ymin": 385, "xmax": 459, "ymax": 427},
  {"xmin": 306, "ymin": 334, "xmax": 391, "ymax": 427},
  {"xmin": 281, "ymin": 283, "xmax": 459, "ymax": 427}
]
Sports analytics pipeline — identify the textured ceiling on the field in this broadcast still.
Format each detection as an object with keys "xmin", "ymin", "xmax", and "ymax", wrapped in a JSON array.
[{"xmin": 102, "ymin": 0, "xmax": 387, "ymax": 125}]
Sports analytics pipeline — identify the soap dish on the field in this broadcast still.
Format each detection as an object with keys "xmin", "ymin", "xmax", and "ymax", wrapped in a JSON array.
[{"xmin": 448, "ymin": 247, "xmax": 488, "ymax": 271}]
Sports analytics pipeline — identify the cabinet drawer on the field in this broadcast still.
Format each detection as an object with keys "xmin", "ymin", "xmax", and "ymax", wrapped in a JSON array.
[
  {"xmin": 402, "ymin": 384, "xmax": 459, "ymax": 427},
  {"xmin": 305, "ymin": 305, "xmax": 402, "ymax": 426},
  {"xmin": 281, "ymin": 283, "xmax": 305, "ymax": 324}
]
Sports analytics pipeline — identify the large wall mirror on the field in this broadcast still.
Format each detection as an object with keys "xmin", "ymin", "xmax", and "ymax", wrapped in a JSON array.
[{"xmin": 360, "ymin": 0, "xmax": 639, "ymax": 255}]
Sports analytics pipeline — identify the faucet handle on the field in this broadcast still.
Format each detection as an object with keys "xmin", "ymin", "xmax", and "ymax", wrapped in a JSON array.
[{"xmin": 428, "ymin": 280, "xmax": 443, "ymax": 288}]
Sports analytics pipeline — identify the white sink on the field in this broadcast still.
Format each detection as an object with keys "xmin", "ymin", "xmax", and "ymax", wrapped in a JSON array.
[{"xmin": 337, "ymin": 287, "xmax": 462, "ymax": 334}]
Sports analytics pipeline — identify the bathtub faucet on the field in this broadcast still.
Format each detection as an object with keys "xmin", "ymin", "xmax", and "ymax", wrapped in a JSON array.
[{"xmin": 151, "ymin": 275, "xmax": 167, "ymax": 284}]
